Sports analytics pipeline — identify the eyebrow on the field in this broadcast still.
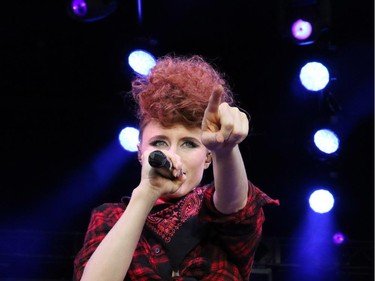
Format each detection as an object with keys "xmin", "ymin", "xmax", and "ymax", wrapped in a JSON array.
[
  {"xmin": 148, "ymin": 135, "xmax": 168, "ymax": 141},
  {"xmin": 181, "ymin": 136, "xmax": 201, "ymax": 144},
  {"xmin": 148, "ymin": 135, "xmax": 202, "ymax": 144}
]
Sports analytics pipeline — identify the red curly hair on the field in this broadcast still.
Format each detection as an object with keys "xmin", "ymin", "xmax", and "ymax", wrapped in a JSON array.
[{"xmin": 131, "ymin": 55, "xmax": 234, "ymax": 135}]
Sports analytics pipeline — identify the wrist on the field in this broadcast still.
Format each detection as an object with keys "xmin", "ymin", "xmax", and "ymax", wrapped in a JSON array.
[
  {"xmin": 211, "ymin": 144, "xmax": 239, "ymax": 159},
  {"xmin": 131, "ymin": 184, "xmax": 160, "ymax": 206}
]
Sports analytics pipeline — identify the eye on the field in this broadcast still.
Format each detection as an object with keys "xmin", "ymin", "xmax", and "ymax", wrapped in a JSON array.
[
  {"xmin": 150, "ymin": 140, "xmax": 168, "ymax": 147},
  {"xmin": 182, "ymin": 140, "xmax": 198, "ymax": 148}
]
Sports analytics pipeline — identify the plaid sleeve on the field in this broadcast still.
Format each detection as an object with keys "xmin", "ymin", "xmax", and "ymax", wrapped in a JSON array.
[
  {"xmin": 199, "ymin": 182, "xmax": 279, "ymax": 280},
  {"xmin": 73, "ymin": 203, "xmax": 125, "ymax": 281}
]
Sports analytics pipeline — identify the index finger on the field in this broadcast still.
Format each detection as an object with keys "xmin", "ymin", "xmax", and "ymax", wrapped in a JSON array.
[{"xmin": 205, "ymin": 85, "xmax": 224, "ymax": 114}]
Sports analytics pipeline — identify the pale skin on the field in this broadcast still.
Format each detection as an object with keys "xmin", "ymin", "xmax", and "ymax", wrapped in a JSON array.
[{"xmin": 80, "ymin": 86, "xmax": 250, "ymax": 281}]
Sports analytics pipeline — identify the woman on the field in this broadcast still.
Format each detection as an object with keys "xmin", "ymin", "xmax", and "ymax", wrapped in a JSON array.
[{"xmin": 73, "ymin": 55, "xmax": 279, "ymax": 281}]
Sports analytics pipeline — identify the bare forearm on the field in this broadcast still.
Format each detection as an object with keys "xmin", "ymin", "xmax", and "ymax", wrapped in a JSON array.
[
  {"xmin": 212, "ymin": 145, "xmax": 249, "ymax": 214},
  {"xmin": 80, "ymin": 189, "xmax": 156, "ymax": 281}
]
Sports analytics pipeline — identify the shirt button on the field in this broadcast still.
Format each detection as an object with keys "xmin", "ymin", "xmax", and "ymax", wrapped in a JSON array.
[{"xmin": 154, "ymin": 248, "xmax": 161, "ymax": 254}]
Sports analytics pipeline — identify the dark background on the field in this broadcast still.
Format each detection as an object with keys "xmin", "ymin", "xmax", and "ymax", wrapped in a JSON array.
[{"xmin": 0, "ymin": 0, "xmax": 373, "ymax": 280}]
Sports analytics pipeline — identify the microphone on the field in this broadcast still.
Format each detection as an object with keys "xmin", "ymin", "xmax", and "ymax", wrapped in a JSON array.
[{"xmin": 148, "ymin": 150, "xmax": 174, "ymax": 179}]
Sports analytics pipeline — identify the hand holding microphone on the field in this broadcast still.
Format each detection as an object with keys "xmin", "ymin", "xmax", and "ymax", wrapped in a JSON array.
[{"xmin": 148, "ymin": 150, "xmax": 183, "ymax": 179}]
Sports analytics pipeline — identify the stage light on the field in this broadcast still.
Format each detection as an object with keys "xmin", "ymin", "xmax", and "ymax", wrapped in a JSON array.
[
  {"xmin": 333, "ymin": 232, "xmax": 345, "ymax": 245},
  {"xmin": 67, "ymin": 0, "xmax": 117, "ymax": 22},
  {"xmin": 313, "ymin": 128, "xmax": 339, "ymax": 154},
  {"xmin": 278, "ymin": 0, "xmax": 331, "ymax": 45},
  {"xmin": 71, "ymin": 0, "xmax": 87, "ymax": 17},
  {"xmin": 128, "ymin": 49, "xmax": 156, "ymax": 75},
  {"xmin": 119, "ymin": 127, "xmax": 139, "ymax": 152},
  {"xmin": 289, "ymin": 14, "xmax": 317, "ymax": 45},
  {"xmin": 309, "ymin": 189, "xmax": 335, "ymax": 214},
  {"xmin": 291, "ymin": 19, "xmax": 313, "ymax": 42},
  {"xmin": 299, "ymin": 61, "xmax": 330, "ymax": 91}
]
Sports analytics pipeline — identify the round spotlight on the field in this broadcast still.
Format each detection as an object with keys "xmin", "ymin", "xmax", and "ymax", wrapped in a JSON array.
[
  {"xmin": 71, "ymin": 0, "xmax": 88, "ymax": 17},
  {"xmin": 314, "ymin": 128, "xmax": 340, "ymax": 154},
  {"xmin": 300, "ymin": 61, "xmax": 330, "ymax": 92},
  {"xmin": 309, "ymin": 189, "xmax": 335, "ymax": 214},
  {"xmin": 128, "ymin": 50, "xmax": 156, "ymax": 75},
  {"xmin": 333, "ymin": 232, "xmax": 345, "ymax": 245},
  {"xmin": 119, "ymin": 127, "xmax": 139, "ymax": 152},
  {"xmin": 291, "ymin": 19, "xmax": 313, "ymax": 41},
  {"xmin": 67, "ymin": 0, "xmax": 117, "ymax": 22}
]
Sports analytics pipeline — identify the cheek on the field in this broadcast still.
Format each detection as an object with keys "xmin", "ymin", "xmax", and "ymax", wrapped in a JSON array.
[{"xmin": 185, "ymin": 153, "xmax": 207, "ymax": 173}]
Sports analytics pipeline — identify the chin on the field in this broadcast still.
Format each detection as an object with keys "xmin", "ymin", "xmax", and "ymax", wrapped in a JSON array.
[{"xmin": 164, "ymin": 185, "xmax": 194, "ymax": 200}]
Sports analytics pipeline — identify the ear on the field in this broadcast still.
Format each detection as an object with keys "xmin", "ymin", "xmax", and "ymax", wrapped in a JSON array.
[
  {"xmin": 137, "ymin": 143, "xmax": 142, "ymax": 165},
  {"xmin": 204, "ymin": 152, "xmax": 212, "ymax": 169}
]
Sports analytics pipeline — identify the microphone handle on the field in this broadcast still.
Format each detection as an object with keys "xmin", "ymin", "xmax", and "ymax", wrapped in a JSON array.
[{"xmin": 148, "ymin": 150, "xmax": 174, "ymax": 179}]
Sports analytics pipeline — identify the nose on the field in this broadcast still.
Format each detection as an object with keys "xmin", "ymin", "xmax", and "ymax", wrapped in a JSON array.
[
  {"xmin": 161, "ymin": 144, "xmax": 180, "ymax": 158},
  {"xmin": 166, "ymin": 145, "xmax": 178, "ymax": 155}
]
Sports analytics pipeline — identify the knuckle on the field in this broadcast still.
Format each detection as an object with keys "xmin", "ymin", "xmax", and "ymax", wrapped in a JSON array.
[{"xmin": 222, "ymin": 122, "xmax": 234, "ymax": 132}]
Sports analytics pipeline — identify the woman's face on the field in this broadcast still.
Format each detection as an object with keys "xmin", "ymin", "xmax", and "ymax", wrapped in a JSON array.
[{"xmin": 139, "ymin": 120, "xmax": 211, "ymax": 199}]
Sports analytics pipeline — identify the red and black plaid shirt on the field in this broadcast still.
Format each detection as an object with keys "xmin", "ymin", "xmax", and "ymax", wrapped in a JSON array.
[{"xmin": 73, "ymin": 182, "xmax": 279, "ymax": 281}]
